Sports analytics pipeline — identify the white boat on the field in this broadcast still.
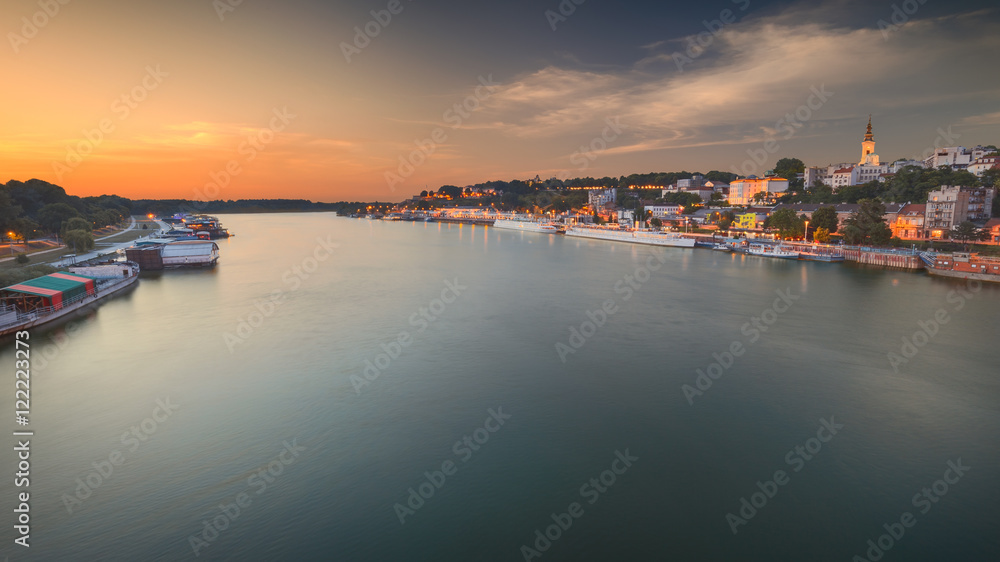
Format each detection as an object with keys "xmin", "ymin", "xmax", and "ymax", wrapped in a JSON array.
[
  {"xmin": 747, "ymin": 243, "xmax": 800, "ymax": 259},
  {"xmin": 491, "ymin": 218, "xmax": 559, "ymax": 233},
  {"xmin": 565, "ymin": 226, "xmax": 696, "ymax": 248},
  {"xmin": 712, "ymin": 243, "xmax": 732, "ymax": 252}
]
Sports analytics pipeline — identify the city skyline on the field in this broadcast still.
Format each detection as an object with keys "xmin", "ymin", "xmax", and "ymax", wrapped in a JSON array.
[{"xmin": 2, "ymin": 0, "xmax": 999, "ymax": 201}]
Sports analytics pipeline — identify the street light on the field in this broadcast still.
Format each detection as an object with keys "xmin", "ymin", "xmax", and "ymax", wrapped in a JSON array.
[
  {"xmin": 804, "ymin": 220, "xmax": 810, "ymax": 242},
  {"xmin": 7, "ymin": 231, "xmax": 15, "ymax": 258}
]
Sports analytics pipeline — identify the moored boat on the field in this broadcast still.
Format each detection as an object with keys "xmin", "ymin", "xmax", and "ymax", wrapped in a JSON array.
[
  {"xmin": 491, "ymin": 218, "xmax": 560, "ymax": 233},
  {"xmin": 747, "ymin": 242, "xmax": 800, "ymax": 259},
  {"xmin": 565, "ymin": 225, "xmax": 695, "ymax": 247},
  {"xmin": 0, "ymin": 262, "xmax": 140, "ymax": 338},
  {"xmin": 182, "ymin": 215, "xmax": 232, "ymax": 238},
  {"xmin": 798, "ymin": 246, "xmax": 846, "ymax": 262},
  {"xmin": 922, "ymin": 252, "xmax": 1000, "ymax": 282}
]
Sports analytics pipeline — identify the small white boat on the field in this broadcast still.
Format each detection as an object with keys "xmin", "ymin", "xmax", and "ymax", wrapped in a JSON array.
[{"xmin": 747, "ymin": 243, "xmax": 799, "ymax": 259}]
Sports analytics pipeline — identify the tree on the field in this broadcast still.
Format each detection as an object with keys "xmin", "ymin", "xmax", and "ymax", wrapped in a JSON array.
[
  {"xmin": 437, "ymin": 185, "xmax": 463, "ymax": 199},
  {"xmin": 8, "ymin": 217, "xmax": 39, "ymax": 241},
  {"xmin": 419, "ymin": 190, "xmax": 429, "ymax": 197},
  {"xmin": 950, "ymin": 221, "xmax": 986, "ymax": 250},
  {"xmin": 703, "ymin": 170, "xmax": 738, "ymax": 183},
  {"xmin": 763, "ymin": 208, "xmax": 804, "ymax": 238},
  {"xmin": 811, "ymin": 206, "xmax": 839, "ymax": 233},
  {"xmin": 36, "ymin": 202, "xmax": 80, "ymax": 233},
  {"xmin": 0, "ymin": 191, "xmax": 21, "ymax": 229},
  {"xmin": 814, "ymin": 227, "xmax": 831, "ymax": 243},
  {"xmin": 981, "ymin": 167, "xmax": 999, "ymax": 188},
  {"xmin": 773, "ymin": 157, "xmax": 805, "ymax": 189},
  {"xmin": 63, "ymin": 216, "xmax": 92, "ymax": 234},
  {"xmin": 842, "ymin": 199, "xmax": 892, "ymax": 245},
  {"xmin": 718, "ymin": 209, "xmax": 736, "ymax": 230},
  {"xmin": 62, "ymin": 229, "xmax": 94, "ymax": 253},
  {"xmin": 650, "ymin": 217, "xmax": 663, "ymax": 229},
  {"xmin": 15, "ymin": 253, "xmax": 29, "ymax": 264},
  {"xmin": 708, "ymin": 192, "xmax": 729, "ymax": 207}
]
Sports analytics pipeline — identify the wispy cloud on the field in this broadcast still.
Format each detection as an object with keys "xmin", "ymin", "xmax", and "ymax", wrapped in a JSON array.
[{"xmin": 475, "ymin": 4, "xmax": 1000, "ymax": 158}]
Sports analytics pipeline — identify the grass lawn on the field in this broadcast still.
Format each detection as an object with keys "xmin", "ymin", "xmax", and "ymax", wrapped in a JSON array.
[{"xmin": 0, "ymin": 217, "xmax": 160, "ymax": 271}]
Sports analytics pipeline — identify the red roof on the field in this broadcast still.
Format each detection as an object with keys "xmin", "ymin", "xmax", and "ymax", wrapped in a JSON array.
[
  {"xmin": 898, "ymin": 204, "xmax": 926, "ymax": 217},
  {"xmin": 834, "ymin": 167, "xmax": 854, "ymax": 174}
]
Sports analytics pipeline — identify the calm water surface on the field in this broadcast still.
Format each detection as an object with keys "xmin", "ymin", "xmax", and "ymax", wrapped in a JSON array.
[{"xmin": 2, "ymin": 213, "xmax": 998, "ymax": 561}]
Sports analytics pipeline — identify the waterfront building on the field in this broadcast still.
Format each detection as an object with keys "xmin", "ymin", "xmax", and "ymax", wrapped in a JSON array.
[
  {"xmin": 925, "ymin": 186, "xmax": 970, "ymax": 238},
  {"xmin": 963, "ymin": 186, "xmax": 996, "ymax": 222},
  {"xmin": 728, "ymin": 177, "xmax": 789, "ymax": 205},
  {"xmin": 985, "ymin": 218, "xmax": 1000, "ymax": 245},
  {"xmin": 892, "ymin": 204, "xmax": 927, "ymax": 240}
]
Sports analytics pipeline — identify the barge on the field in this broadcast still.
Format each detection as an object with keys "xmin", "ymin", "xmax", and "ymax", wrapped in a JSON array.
[
  {"xmin": 0, "ymin": 262, "xmax": 140, "ymax": 338},
  {"xmin": 565, "ymin": 225, "xmax": 696, "ymax": 248},
  {"xmin": 921, "ymin": 252, "xmax": 1000, "ymax": 283},
  {"xmin": 491, "ymin": 218, "xmax": 561, "ymax": 233}
]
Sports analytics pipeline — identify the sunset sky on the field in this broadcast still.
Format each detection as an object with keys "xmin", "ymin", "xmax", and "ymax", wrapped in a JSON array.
[{"xmin": 2, "ymin": 0, "xmax": 999, "ymax": 202}]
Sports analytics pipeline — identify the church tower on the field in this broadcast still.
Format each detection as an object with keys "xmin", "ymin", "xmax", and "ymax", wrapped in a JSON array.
[{"xmin": 859, "ymin": 115, "xmax": 879, "ymax": 166}]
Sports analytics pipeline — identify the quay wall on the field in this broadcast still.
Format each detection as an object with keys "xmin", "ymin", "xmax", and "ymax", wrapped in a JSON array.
[{"xmin": 840, "ymin": 248, "xmax": 924, "ymax": 270}]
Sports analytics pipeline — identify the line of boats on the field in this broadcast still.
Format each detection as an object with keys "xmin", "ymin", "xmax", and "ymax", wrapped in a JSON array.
[
  {"xmin": 490, "ymin": 217, "xmax": 841, "ymax": 258},
  {"xmin": 0, "ymin": 216, "xmax": 235, "ymax": 338},
  {"xmin": 487, "ymin": 216, "xmax": 1000, "ymax": 280}
]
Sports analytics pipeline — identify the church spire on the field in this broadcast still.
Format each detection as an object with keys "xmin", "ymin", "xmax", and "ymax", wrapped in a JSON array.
[{"xmin": 864, "ymin": 114, "xmax": 874, "ymax": 142}]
